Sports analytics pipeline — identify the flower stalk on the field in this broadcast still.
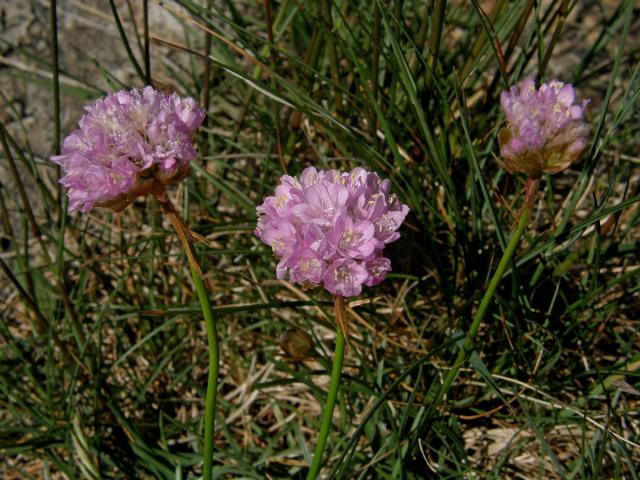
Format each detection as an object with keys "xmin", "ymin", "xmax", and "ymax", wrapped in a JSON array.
[
  {"xmin": 157, "ymin": 192, "xmax": 219, "ymax": 480},
  {"xmin": 434, "ymin": 77, "xmax": 593, "ymax": 402},
  {"xmin": 51, "ymin": 86, "xmax": 213, "ymax": 475},
  {"xmin": 306, "ymin": 295, "xmax": 347, "ymax": 480},
  {"xmin": 435, "ymin": 204, "xmax": 530, "ymax": 405},
  {"xmin": 254, "ymin": 167, "xmax": 408, "ymax": 477}
]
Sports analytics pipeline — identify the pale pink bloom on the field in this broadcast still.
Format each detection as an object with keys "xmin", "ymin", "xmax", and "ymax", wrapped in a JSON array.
[
  {"xmin": 256, "ymin": 167, "xmax": 409, "ymax": 297},
  {"xmin": 498, "ymin": 79, "xmax": 590, "ymax": 175},
  {"xmin": 52, "ymin": 86, "xmax": 204, "ymax": 212},
  {"xmin": 323, "ymin": 259, "xmax": 369, "ymax": 297}
]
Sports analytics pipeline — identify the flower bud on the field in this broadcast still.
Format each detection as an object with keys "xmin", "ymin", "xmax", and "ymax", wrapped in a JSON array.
[{"xmin": 280, "ymin": 329, "xmax": 315, "ymax": 359}]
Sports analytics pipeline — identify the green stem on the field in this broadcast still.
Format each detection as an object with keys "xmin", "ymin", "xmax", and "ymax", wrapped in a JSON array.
[
  {"xmin": 199, "ymin": 3, "xmax": 212, "ymax": 171},
  {"xmin": 435, "ymin": 206, "xmax": 530, "ymax": 405},
  {"xmin": 423, "ymin": 0, "xmax": 446, "ymax": 95},
  {"xmin": 306, "ymin": 296, "xmax": 347, "ymax": 480},
  {"xmin": 369, "ymin": 2, "xmax": 380, "ymax": 143},
  {"xmin": 263, "ymin": 0, "xmax": 286, "ymax": 174},
  {"xmin": 49, "ymin": 0, "xmax": 60, "ymax": 157},
  {"xmin": 429, "ymin": 0, "xmax": 446, "ymax": 72},
  {"xmin": 320, "ymin": 0, "xmax": 342, "ymax": 114},
  {"xmin": 49, "ymin": 0, "xmax": 62, "ymax": 222},
  {"xmin": 157, "ymin": 193, "xmax": 219, "ymax": 480},
  {"xmin": 108, "ymin": 0, "xmax": 146, "ymax": 82},
  {"xmin": 0, "ymin": 123, "xmax": 85, "ymax": 350},
  {"xmin": 536, "ymin": 0, "xmax": 570, "ymax": 83},
  {"xmin": 460, "ymin": 0, "xmax": 508, "ymax": 81},
  {"xmin": 194, "ymin": 262, "xmax": 218, "ymax": 480},
  {"xmin": 143, "ymin": 0, "xmax": 151, "ymax": 84}
]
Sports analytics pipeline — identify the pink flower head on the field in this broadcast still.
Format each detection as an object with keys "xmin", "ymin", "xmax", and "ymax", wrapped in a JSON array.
[
  {"xmin": 51, "ymin": 86, "xmax": 204, "ymax": 213},
  {"xmin": 256, "ymin": 167, "xmax": 409, "ymax": 297},
  {"xmin": 498, "ymin": 79, "xmax": 590, "ymax": 176}
]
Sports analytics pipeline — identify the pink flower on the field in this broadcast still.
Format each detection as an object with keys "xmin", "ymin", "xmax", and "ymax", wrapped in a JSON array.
[
  {"xmin": 51, "ymin": 86, "xmax": 204, "ymax": 213},
  {"xmin": 260, "ymin": 220, "xmax": 298, "ymax": 257},
  {"xmin": 498, "ymin": 80, "xmax": 590, "ymax": 176},
  {"xmin": 323, "ymin": 259, "xmax": 369, "ymax": 297},
  {"xmin": 256, "ymin": 167, "xmax": 409, "ymax": 297},
  {"xmin": 291, "ymin": 182, "xmax": 349, "ymax": 227},
  {"xmin": 327, "ymin": 215, "xmax": 375, "ymax": 259},
  {"xmin": 363, "ymin": 256, "xmax": 392, "ymax": 287},
  {"xmin": 279, "ymin": 249, "xmax": 325, "ymax": 285}
]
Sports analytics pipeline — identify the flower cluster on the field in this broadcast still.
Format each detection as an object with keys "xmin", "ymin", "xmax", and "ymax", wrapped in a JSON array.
[
  {"xmin": 499, "ymin": 79, "xmax": 590, "ymax": 176},
  {"xmin": 52, "ymin": 86, "xmax": 204, "ymax": 213},
  {"xmin": 255, "ymin": 167, "xmax": 409, "ymax": 297}
]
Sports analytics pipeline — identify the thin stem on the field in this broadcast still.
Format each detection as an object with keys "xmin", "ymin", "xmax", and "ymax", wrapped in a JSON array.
[
  {"xmin": 422, "ymin": 0, "xmax": 446, "ymax": 97},
  {"xmin": 369, "ymin": 2, "xmax": 380, "ymax": 143},
  {"xmin": 198, "ymin": 258, "xmax": 218, "ymax": 480},
  {"xmin": 51, "ymin": 0, "xmax": 69, "ymax": 318},
  {"xmin": 4, "ymin": 128, "xmax": 56, "ymax": 212},
  {"xmin": 0, "ymin": 122, "xmax": 84, "ymax": 349},
  {"xmin": 0, "ymin": 257, "xmax": 49, "ymax": 336},
  {"xmin": 429, "ymin": 0, "xmax": 446, "ymax": 73},
  {"xmin": 108, "ymin": 0, "xmax": 146, "ymax": 82},
  {"xmin": 537, "ymin": 0, "xmax": 570, "ymax": 83},
  {"xmin": 320, "ymin": 0, "xmax": 342, "ymax": 114},
  {"xmin": 156, "ymin": 193, "xmax": 219, "ymax": 480},
  {"xmin": 200, "ymin": 6, "xmax": 212, "ymax": 115},
  {"xmin": 306, "ymin": 296, "xmax": 347, "ymax": 480},
  {"xmin": 143, "ymin": 0, "xmax": 151, "ymax": 84},
  {"xmin": 460, "ymin": 0, "xmax": 508, "ymax": 81},
  {"xmin": 484, "ymin": 0, "xmax": 535, "ymax": 107},
  {"xmin": 263, "ymin": 0, "xmax": 286, "ymax": 174},
  {"xmin": 49, "ymin": 0, "xmax": 61, "ymax": 221},
  {"xmin": 125, "ymin": 0, "xmax": 144, "ymax": 60},
  {"xmin": 199, "ymin": 3, "xmax": 212, "ymax": 165},
  {"xmin": 435, "ymin": 206, "xmax": 530, "ymax": 405},
  {"xmin": 0, "ymin": 256, "xmax": 88, "ymax": 372},
  {"xmin": 49, "ymin": 0, "xmax": 60, "ymax": 156}
]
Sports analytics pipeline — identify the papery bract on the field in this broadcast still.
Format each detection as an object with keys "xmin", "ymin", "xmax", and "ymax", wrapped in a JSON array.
[
  {"xmin": 52, "ymin": 86, "xmax": 204, "ymax": 213},
  {"xmin": 498, "ymin": 79, "xmax": 590, "ymax": 176},
  {"xmin": 256, "ymin": 167, "xmax": 409, "ymax": 297}
]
